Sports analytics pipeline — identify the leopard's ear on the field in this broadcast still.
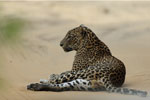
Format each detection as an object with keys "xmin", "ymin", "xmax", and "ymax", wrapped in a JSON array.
[
  {"xmin": 79, "ymin": 24, "xmax": 87, "ymax": 38},
  {"xmin": 80, "ymin": 24, "xmax": 86, "ymax": 28}
]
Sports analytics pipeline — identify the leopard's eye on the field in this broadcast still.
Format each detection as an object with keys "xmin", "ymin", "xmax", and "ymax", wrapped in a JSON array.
[{"xmin": 67, "ymin": 35, "xmax": 72, "ymax": 38}]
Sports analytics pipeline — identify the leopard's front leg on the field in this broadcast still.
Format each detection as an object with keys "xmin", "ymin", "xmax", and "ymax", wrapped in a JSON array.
[
  {"xmin": 27, "ymin": 66, "xmax": 106, "ymax": 91},
  {"xmin": 27, "ymin": 79, "xmax": 106, "ymax": 91}
]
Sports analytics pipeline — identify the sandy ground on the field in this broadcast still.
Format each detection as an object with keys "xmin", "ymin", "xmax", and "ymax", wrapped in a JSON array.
[{"xmin": 0, "ymin": 1, "xmax": 150, "ymax": 100}]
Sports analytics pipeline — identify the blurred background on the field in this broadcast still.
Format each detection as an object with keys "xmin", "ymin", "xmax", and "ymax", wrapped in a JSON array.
[{"xmin": 0, "ymin": 1, "xmax": 150, "ymax": 100}]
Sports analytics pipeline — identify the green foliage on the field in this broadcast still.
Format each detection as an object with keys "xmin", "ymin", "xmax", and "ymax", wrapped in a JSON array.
[
  {"xmin": 0, "ymin": 16, "xmax": 25, "ymax": 44},
  {"xmin": 0, "ymin": 7, "xmax": 26, "ymax": 90}
]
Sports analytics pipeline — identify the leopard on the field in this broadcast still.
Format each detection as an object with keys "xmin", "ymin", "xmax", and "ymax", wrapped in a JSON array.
[{"xmin": 27, "ymin": 25, "xmax": 147, "ymax": 97}]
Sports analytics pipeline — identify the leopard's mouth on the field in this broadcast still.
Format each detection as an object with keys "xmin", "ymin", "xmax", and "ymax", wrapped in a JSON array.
[{"xmin": 63, "ymin": 47, "xmax": 73, "ymax": 52}]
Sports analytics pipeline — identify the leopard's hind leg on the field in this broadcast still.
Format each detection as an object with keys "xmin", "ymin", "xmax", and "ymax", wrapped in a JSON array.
[
  {"xmin": 39, "ymin": 74, "xmax": 59, "ymax": 84},
  {"xmin": 40, "ymin": 71, "xmax": 72, "ymax": 84}
]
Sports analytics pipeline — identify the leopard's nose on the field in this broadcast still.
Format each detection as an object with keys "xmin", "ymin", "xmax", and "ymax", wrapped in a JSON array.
[{"xmin": 60, "ymin": 43, "xmax": 63, "ymax": 47}]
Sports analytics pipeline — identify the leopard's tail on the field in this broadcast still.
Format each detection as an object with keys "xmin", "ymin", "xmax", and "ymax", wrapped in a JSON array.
[
  {"xmin": 105, "ymin": 86, "xmax": 147, "ymax": 97},
  {"xmin": 97, "ymin": 77, "xmax": 148, "ymax": 97}
]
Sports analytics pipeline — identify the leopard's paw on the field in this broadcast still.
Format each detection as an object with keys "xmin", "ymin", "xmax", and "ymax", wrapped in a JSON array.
[{"xmin": 27, "ymin": 83, "xmax": 43, "ymax": 91}]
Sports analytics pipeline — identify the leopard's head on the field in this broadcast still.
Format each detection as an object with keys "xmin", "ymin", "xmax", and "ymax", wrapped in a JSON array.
[{"xmin": 60, "ymin": 24, "xmax": 89, "ymax": 52}]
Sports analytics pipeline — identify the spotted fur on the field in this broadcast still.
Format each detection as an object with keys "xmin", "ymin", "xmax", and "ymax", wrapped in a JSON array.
[{"xmin": 27, "ymin": 25, "xmax": 147, "ymax": 97}]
